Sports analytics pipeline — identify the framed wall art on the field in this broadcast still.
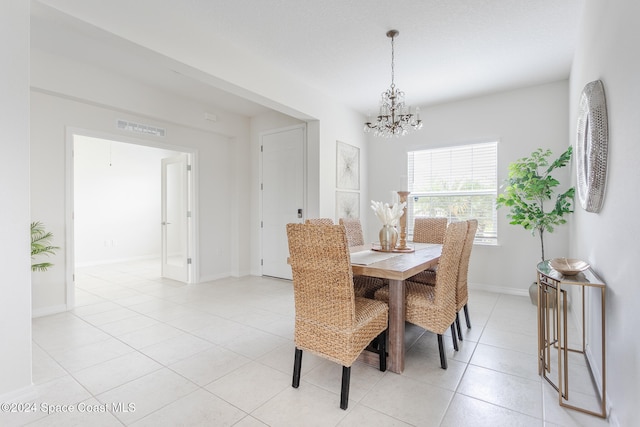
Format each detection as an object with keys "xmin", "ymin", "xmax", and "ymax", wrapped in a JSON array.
[
  {"xmin": 336, "ymin": 141, "xmax": 360, "ymax": 190},
  {"xmin": 336, "ymin": 191, "xmax": 359, "ymax": 219}
]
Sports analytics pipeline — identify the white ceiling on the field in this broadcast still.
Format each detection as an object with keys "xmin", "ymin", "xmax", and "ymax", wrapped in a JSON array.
[{"xmin": 30, "ymin": 0, "xmax": 585, "ymax": 117}]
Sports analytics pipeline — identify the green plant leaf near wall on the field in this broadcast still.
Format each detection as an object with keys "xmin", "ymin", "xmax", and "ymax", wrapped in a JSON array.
[
  {"xmin": 496, "ymin": 147, "xmax": 574, "ymax": 262},
  {"xmin": 31, "ymin": 221, "xmax": 59, "ymax": 272}
]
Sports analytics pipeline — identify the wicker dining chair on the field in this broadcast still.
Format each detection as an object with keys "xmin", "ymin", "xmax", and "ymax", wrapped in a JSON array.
[
  {"xmin": 338, "ymin": 217, "xmax": 365, "ymax": 246},
  {"xmin": 413, "ymin": 217, "xmax": 448, "ymax": 244},
  {"xmin": 408, "ymin": 217, "xmax": 448, "ymax": 284},
  {"xmin": 453, "ymin": 219, "xmax": 478, "ymax": 339},
  {"xmin": 305, "ymin": 218, "xmax": 334, "ymax": 225},
  {"xmin": 339, "ymin": 218, "xmax": 386, "ymax": 299},
  {"xmin": 374, "ymin": 220, "xmax": 467, "ymax": 369},
  {"xmin": 405, "ymin": 219, "xmax": 478, "ymax": 341},
  {"xmin": 286, "ymin": 223, "xmax": 388, "ymax": 410}
]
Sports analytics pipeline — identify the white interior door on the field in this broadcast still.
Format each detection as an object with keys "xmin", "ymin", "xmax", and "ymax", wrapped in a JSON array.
[
  {"xmin": 161, "ymin": 154, "xmax": 189, "ymax": 282},
  {"xmin": 261, "ymin": 126, "xmax": 305, "ymax": 279}
]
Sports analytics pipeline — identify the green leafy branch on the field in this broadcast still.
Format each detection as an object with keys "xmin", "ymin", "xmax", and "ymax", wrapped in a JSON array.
[
  {"xmin": 496, "ymin": 147, "xmax": 574, "ymax": 262},
  {"xmin": 31, "ymin": 221, "xmax": 59, "ymax": 272}
]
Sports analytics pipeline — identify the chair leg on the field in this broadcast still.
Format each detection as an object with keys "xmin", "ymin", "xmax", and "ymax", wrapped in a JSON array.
[
  {"xmin": 455, "ymin": 312, "xmax": 463, "ymax": 341},
  {"xmin": 292, "ymin": 348, "xmax": 302, "ymax": 388},
  {"xmin": 437, "ymin": 334, "xmax": 448, "ymax": 369},
  {"xmin": 450, "ymin": 323, "xmax": 459, "ymax": 351},
  {"xmin": 370, "ymin": 336, "xmax": 379, "ymax": 349},
  {"xmin": 464, "ymin": 304, "xmax": 471, "ymax": 329},
  {"xmin": 340, "ymin": 366, "xmax": 351, "ymax": 410},
  {"xmin": 378, "ymin": 329, "xmax": 387, "ymax": 372}
]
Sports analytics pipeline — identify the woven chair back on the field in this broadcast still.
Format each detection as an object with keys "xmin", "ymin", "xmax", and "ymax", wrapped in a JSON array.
[
  {"xmin": 286, "ymin": 223, "xmax": 355, "ymax": 332},
  {"xmin": 401, "ymin": 220, "xmax": 467, "ymax": 336},
  {"xmin": 413, "ymin": 217, "xmax": 448, "ymax": 244},
  {"xmin": 339, "ymin": 218, "xmax": 365, "ymax": 247},
  {"xmin": 432, "ymin": 221, "xmax": 468, "ymax": 313},
  {"xmin": 305, "ymin": 218, "xmax": 334, "ymax": 225},
  {"xmin": 456, "ymin": 219, "xmax": 478, "ymax": 309}
]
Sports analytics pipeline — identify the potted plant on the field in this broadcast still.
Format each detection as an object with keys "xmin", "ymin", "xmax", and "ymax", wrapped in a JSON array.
[
  {"xmin": 496, "ymin": 147, "xmax": 574, "ymax": 303},
  {"xmin": 31, "ymin": 221, "xmax": 59, "ymax": 271}
]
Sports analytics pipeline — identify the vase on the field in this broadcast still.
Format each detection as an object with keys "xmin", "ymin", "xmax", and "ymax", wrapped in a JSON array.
[{"xmin": 379, "ymin": 225, "xmax": 398, "ymax": 251}]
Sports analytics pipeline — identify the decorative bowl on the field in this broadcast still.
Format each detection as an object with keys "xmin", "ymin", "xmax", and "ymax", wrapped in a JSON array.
[{"xmin": 550, "ymin": 258, "xmax": 590, "ymax": 276}]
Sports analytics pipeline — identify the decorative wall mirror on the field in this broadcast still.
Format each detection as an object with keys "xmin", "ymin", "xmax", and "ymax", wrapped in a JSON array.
[{"xmin": 576, "ymin": 80, "xmax": 608, "ymax": 213}]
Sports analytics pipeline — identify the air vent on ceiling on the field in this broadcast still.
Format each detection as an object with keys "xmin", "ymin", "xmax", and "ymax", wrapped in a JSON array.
[{"xmin": 117, "ymin": 119, "xmax": 166, "ymax": 137}]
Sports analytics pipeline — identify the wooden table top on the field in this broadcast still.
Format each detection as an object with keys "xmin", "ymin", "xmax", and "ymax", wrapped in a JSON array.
[{"xmin": 349, "ymin": 243, "xmax": 442, "ymax": 280}]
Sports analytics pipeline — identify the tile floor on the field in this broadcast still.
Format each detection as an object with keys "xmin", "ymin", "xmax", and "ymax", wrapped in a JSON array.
[{"xmin": 5, "ymin": 260, "xmax": 611, "ymax": 426}]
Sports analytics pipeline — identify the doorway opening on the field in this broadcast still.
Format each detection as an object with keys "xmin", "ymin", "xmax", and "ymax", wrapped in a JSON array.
[{"xmin": 67, "ymin": 130, "xmax": 197, "ymax": 308}]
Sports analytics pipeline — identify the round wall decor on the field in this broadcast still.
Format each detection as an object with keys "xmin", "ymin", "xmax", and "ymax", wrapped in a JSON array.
[{"xmin": 576, "ymin": 80, "xmax": 608, "ymax": 213}]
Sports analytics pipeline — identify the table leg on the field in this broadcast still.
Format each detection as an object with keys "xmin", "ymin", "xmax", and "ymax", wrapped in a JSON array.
[{"xmin": 387, "ymin": 278, "xmax": 405, "ymax": 373}]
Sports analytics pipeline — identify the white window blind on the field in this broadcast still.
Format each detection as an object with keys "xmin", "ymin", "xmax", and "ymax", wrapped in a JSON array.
[{"xmin": 407, "ymin": 141, "xmax": 498, "ymax": 244}]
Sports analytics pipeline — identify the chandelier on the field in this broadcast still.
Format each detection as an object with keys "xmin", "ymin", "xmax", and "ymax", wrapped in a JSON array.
[{"xmin": 364, "ymin": 30, "xmax": 422, "ymax": 138}]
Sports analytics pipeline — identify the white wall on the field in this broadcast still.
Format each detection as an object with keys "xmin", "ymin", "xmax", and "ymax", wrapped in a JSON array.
[
  {"xmin": 247, "ymin": 111, "xmax": 372, "ymax": 276},
  {"xmin": 30, "ymin": 49, "xmax": 250, "ymax": 313},
  {"xmin": 29, "ymin": 10, "xmax": 371, "ymax": 312},
  {"xmin": 367, "ymin": 81, "xmax": 572, "ymax": 295},
  {"xmin": 0, "ymin": 0, "xmax": 32, "ymax": 399},
  {"xmin": 35, "ymin": 0, "xmax": 371, "ymax": 238},
  {"xmin": 570, "ymin": 1, "xmax": 640, "ymax": 425},
  {"xmin": 246, "ymin": 94, "xmax": 370, "ymax": 252},
  {"xmin": 73, "ymin": 136, "xmax": 181, "ymax": 266},
  {"xmin": 318, "ymin": 109, "xmax": 372, "ymax": 226}
]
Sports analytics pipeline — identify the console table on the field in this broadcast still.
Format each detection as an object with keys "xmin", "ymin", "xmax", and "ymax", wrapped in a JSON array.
[{"xmin": 536, "ymin": 260, "xmax": 606, "ymax": 418}]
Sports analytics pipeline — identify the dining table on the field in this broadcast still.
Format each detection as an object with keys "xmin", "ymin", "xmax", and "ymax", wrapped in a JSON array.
[{"xmin": 350, "ymin": 242, "xmax": 442, "ymax": 373}]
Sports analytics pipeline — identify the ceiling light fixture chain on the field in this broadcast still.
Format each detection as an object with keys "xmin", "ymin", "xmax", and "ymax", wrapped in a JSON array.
[
  {"xmin": 390, "ymin": 29, "xmax": 396, "ymax": 90},
  {"xmin": 364, "ymin": 29, "xmax": 422, "ymax": 138}
]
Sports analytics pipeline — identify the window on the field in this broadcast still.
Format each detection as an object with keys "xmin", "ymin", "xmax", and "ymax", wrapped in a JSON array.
[{"xmin": 407, "ymin": 141, "xmax": 498, "ymax": 245}]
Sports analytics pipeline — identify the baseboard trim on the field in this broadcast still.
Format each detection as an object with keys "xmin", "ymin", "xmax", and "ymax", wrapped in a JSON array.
[
  {"xmin": 469, "ymin": 282, "xmax": 530, "ymax": 298},
  {"xmin": 32, "ymin": 304, "xmax": 68, "ymax": 318},
  {"xmin": 198, "ymin": 272, "xmax": 232, "ymax": 283},
  {"xmin": 607, "ymin": 407, "xmax": 619, "ymax": 427},
  {"xmin": 585, "ymin": 343, "xmax": 616, "ymax": 423},
  {"xmin": 0, "ymin": 384, "xmax": 36, "ymax": 403},
  {"xmin": 75, "ymin": 254, "xmax": 159, "ymax": 268}
]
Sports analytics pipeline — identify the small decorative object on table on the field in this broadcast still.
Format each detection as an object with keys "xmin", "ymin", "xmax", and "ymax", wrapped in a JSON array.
[
  {"xmin": 396, "ymin": 191, "xmax": 411, "ymax": 249},
  {"xmin": 549, "ymin": 257, "xmax": 590, "ymax": 276},
  {"xmin": 371, "ymin": 200, "xmax": 406, "ymax": 251}
]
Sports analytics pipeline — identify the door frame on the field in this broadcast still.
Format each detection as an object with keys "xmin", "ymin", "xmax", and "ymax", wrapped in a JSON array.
[
  {"xmin": 65, "ymin": 127, "xmax": 199, "ymax": 308},
  {"xmin": 259, "ymin": 124, "xmax": 307, "ymax": 277},
  {"xmin": 161, "ymin": 153, "xmax": 190, "ymax": 283}
]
